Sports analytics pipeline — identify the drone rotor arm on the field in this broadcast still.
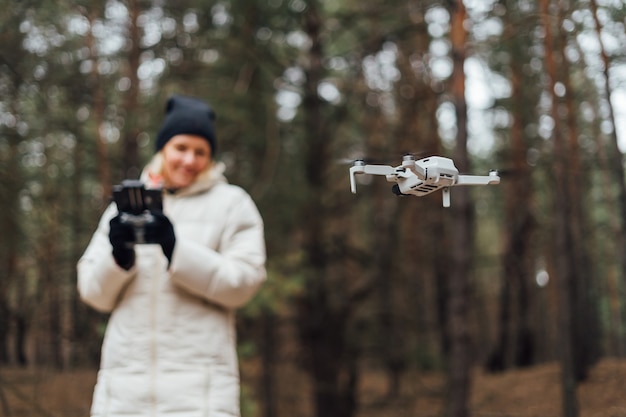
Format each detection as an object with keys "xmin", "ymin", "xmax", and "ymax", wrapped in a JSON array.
[
  {"xmin": 363, "ymin": 165, "xmax": 396, "ymax": 176},
  {"xmin": 455, "ymin": 173, "xmax": 501, "ymax": 186},
  {"xmin": 350, "ymin": 164, "xmax": 396, "ymax": 193},
  {"xmin": 405, "ymin": 163, "xmax": 426, "ymax": 179}
]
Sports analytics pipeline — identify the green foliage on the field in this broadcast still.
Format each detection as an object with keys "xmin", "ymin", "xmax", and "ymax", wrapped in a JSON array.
[
  {"xmin": 239, "ymin": 382, "xmax": 259, "ymax": 417},
  {"xmin": 241, "ymin": 251, "xmax": 307, "ymax": 318}
]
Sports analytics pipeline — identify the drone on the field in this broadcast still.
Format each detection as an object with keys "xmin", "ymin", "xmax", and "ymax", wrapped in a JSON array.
[{"xmin": 349, "ymin": 154, "xmax": 500, "ymax": 207}]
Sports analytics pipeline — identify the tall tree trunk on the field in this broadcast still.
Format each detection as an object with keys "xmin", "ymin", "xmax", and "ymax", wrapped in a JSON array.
[
  {"xmin": 68, "ymin": 6, "xmax": 111, "ymax": 367},
  {"xmin": 590, "ymin": 0, "xmax": 626, "ymax": 357},
  {"xmin": 0, "ymin": 138, "xmax": 20, "ymax": 365},
  {"xmin": 561, "ymin": 26, "xmax": 602, "ymax": 380},
  {"xmin": 260, "ymin": 309, "xmax": 277, "ymax": 417},
  {"xmin": 487, "ymin": 0, "xmax": 536, "ymax": 372},
  {"xmin": 540, "ymin": 0, "xmax": 578, "ymax": 415},
  {"xmin": 122, "ymin": 0, "xmax": 142, "ymax": 178},
  {"xmin": 70, "ymin": 116, "xmax": 86, "ymax": 365},
  {"xmin": 394, "ymin": 3, "xmax": 450, "ymax": 368},
  {"xmin": 45, "ymin": 243, "xmax": 64, "ymax": 369},
  {"xmin": 368, "ymin": 108, "xmax": 404, "ymax": 399},
  {"xmin": 87, "ymin": 7, "xmax": 111, "ymax": 197},
  {"xmin": 446, "ymin": 1, "xmax": 473, "ymax": 416},
  {"xmin": 0, "ymin": 67, "xmax": 24, "ymax": 366},
  {"xmin": 297, "ymin": 3, "xmax": 358, "ymax": 417},
  {"xmin": 38, "ymin": 187, "xmax": 64, "ymax": 369}
]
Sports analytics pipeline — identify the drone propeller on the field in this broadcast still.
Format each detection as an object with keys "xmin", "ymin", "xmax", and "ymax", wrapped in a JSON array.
[
  {"xmin": 335, "ymin": 156, "xmax": 392, "ymax": 166},
  {"xmin": 337, "ymin": 149, "xmax": 426, "ymax": 166}
]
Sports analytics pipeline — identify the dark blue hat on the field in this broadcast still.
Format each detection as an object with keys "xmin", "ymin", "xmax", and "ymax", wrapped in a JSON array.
[{"xmin": 155, "ymin": 95, "xmax": 217, "ymax": 153}]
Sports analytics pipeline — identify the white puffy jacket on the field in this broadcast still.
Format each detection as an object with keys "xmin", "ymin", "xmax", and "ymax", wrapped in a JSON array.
[{"xmin": 78, "ymin": 161, "xmax": 266, "ymax": 417}]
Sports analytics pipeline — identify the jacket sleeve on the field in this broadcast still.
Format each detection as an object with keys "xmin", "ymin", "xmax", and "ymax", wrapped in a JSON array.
[
  {"xmin": 77, "ymin": 204, "xmax": 137, "ymax": 313},
  {"xmin": 168, "ymin": 192, "xmax": 267, "ymax": 309}
]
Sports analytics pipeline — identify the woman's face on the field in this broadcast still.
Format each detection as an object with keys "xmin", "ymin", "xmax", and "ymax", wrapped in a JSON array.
[{"xmin": 161, "ymin": 134, "xmax": 212, "ymax": 189}]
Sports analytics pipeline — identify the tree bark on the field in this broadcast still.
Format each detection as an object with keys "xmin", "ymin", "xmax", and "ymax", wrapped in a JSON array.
[
  {"xmin": 260, "ymin": 309, "xmax": 277, "ymax": 417},
  {"xmin": 560, "ymin": 24, "xmax": 602, "ymax": 381},
  {"xmin": 446, "ymin": 1, "xmax": 473, "ymax": 416},
  {"xmin": 87, "ymin": 7, "xmax": 111, "ymax": 197},
  {"xmin": 297, "ymin": 3, "xmax": 359, "ymax": 417},
  {"xmin": 540, "ymin": 0, "xmax": 579, "ymax": 415},
  {"xmin": 590, "ymin": 0, "xmax": 626, "ymax": 357},
  {"xmin": 122, "ymin": 0, "xmax": 143, "ymax": 178},
  {"xmin": 487, "ymin": 0, "xmax": 537, "ymax": 372}
]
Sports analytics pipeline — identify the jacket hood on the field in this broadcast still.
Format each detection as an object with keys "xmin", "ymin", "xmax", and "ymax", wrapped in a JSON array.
[{"xmin": 140, "ymin": 153, "xmax": 228, "ymax": 197}]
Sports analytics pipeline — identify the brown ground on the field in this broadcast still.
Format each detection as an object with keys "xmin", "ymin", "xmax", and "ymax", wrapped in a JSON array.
[{"xmin": 2, "ymin": 358, "xmax": 626, "ymax": 417}]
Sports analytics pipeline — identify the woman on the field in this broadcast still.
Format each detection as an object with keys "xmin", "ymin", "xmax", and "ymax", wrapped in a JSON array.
[{"xmin": 78, "ymin": 95, "xmax": 266, "ymax": 417}]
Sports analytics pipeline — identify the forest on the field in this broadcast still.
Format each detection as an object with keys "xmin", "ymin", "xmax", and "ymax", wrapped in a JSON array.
[{"xmin": 1, "ymin": 0, "xmax": 626, "ymax": 416}]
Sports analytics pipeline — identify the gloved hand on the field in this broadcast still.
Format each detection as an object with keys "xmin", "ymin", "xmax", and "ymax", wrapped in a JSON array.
[
  {"xmin": 109, "ymin": 214, "xmax": 136, "ymax": 270},
  {"xmin": 144, "ymin": 211, "xmax": 176, "ymax": 266}
]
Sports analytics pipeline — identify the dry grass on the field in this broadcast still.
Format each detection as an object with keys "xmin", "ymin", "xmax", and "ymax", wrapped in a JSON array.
[
  {"xmin": 0, "ymin": 367, "xmax": 95, "ymax": 417},
  {"xmin": 470, "ymin": 358, "xmax": 626, "ymax": 417},
  {"xmin": 2, "ymin": 358, "xmax": 626, "ymax": 417},
  {"xmin": 357, "ymin": 358, "xmax": 626, "ymax": 417}
]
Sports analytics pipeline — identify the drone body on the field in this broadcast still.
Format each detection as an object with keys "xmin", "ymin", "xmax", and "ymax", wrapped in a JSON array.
[{"xmin": 349, "ymin": 154, "xmax": 500, "ymax": 207}]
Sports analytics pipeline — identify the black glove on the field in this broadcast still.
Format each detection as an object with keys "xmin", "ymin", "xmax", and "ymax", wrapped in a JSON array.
[
  {"xmin": 109, "ymin": 214, "xmax": 136, "ymax": 270},
  {"xmin": 144, "ymin": 211, "xmax": 176, "ymax": 266}
]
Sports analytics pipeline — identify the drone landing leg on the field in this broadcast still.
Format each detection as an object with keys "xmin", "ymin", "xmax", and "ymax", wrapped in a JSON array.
[{"xmin": 442, "ymin": 187, "xmax": 451, "ymax": 207}]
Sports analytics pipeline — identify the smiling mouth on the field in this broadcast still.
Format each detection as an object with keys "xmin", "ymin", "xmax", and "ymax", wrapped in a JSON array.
[{"xmin": 178, "ymin": 169, "xmax": 197, "ymax": 176}]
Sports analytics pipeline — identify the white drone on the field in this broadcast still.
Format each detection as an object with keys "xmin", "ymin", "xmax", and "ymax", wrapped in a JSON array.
[{"xmin": 349, "ymin": 154, "xmax": 500, "ymax": 207}]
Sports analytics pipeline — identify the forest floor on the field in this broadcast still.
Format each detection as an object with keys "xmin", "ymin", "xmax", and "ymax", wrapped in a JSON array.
[{"xmin": 2, "ymin": 357, "xmax": 626, "ymax": 417}]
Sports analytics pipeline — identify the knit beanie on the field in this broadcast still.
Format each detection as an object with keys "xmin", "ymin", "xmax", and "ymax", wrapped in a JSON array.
[{"xmin": 155, "ymin": 95, "xmax": 217, "ymax": 153}]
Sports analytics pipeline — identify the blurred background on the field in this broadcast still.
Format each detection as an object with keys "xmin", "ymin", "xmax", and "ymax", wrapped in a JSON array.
[{"xmin": 1, "ymin": 0, "xmax": 626, "ymax": 416}]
